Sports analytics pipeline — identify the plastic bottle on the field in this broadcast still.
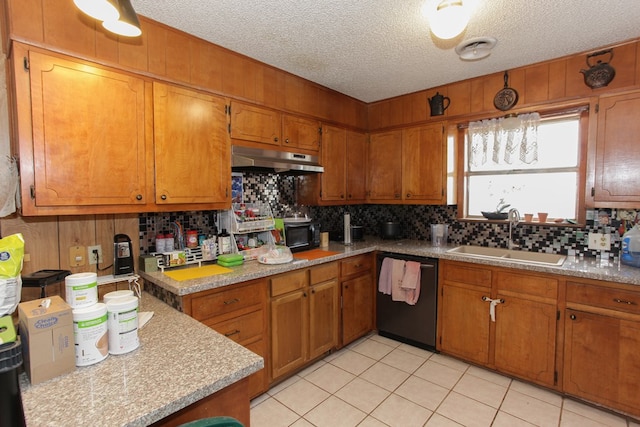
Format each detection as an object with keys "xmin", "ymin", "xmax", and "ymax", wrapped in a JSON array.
[
  {"xmin": 164, "ymin": 233, "xmax": 175, "ymax": 252},
  {"xmin": 218, "ymin": 229, "xmax": 231, "ymax": 255},
  {"xmin": 621, "ymin": 225, "xmax": 640, "ymax": 268},
  {"xmin": 155, "ymin": 233, "xmax": 165, "ymax": 253}
]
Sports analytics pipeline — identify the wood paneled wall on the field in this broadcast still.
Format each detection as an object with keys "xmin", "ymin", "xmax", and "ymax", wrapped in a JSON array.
[
  {"xmin": 368, "ymin": 39, "xmax": 640, "ymax": 131},
  {"xmin": 2, "ymin": 0, "xmax": 367, "ymax": 130},
  {"xmin": 0, "ymin": 214, "xmax": 139, "ymax": 300}
]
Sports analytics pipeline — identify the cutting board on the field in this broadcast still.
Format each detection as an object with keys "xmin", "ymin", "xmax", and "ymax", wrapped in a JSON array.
[
  {"xmin": 294, "ymin": 249, "xmax": 340, "ymax": 260},
  {"xmin": 164, "ymin": 264, "xmax": 232, "ymax": 281}
]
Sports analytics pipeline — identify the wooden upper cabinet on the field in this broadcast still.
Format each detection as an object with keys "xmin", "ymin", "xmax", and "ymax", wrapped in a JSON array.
[
  {"xmin": 402, "ymin": 123, "xmax": 445, "ymax": 203},
  {"xmin": 153, "ymin": 82, "xmax": 230, "ymax": 207},
  {"xmin": 367, "ymin": 130, "xmax": 402, "ymax": 201},
  {"xmin": 592, "ymin": 91, "xmax": 640, "ymax": 207},
  {"xmin": 320, "ymin": 124, "xmax": 347, "ymax": 201},
  {"xmin": 26, "ymin": 49, "xmax": 150, "ymax": 212},
  {"xmin": 229, "ymin": 101, "xmax": 281, "ymax": 147},
  {"xmin": 345, "ymin": 130, "xmax": 367, "ymax": 202},
  {"xmin": 282, "ymin": 115, "xmax": 320, "ymax": 153}
]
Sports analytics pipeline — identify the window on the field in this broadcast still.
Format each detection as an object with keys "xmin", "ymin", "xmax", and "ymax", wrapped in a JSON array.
[{"xmin": 463, "ymin": 111, "xmax": 585, "ymax": 221}]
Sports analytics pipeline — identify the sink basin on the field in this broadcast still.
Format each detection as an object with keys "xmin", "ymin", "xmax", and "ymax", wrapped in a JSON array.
[{"xmin": 447, "ymin": 246, "xmax": 566, "ymax": 266}]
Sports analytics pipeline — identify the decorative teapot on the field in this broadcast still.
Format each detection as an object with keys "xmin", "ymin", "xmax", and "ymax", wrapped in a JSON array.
[
  {"xmin": 428, "ymin": 92, "xmax": 450, "ymax": 116},
  {"xmin": 581, "ymin": 49, "xmax": 616, "ymax": 89}
]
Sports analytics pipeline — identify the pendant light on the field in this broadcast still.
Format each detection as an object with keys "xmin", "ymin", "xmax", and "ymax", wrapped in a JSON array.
[
  {"xmin": 429, "ymin": 0, "xmax": 470, "ymax": 40},
  {"xmin": 73, "ymin": 0, "xmax": 120, "ymax": 22},
  {"xmin": 102, "ymin": 0, "xmax": 142, "ymax": 37},
  {"xmin": 74, "ymin": 0, "xmax": 142, "ymax": 37}
]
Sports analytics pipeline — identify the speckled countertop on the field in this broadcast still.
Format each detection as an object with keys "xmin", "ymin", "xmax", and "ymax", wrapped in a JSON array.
[
  {"xmin": 139, "ymin": 238, "xmax": 640, "ymax": 297},
  {"xmin": 19, "ymin": 293, "xmax": 263, "ymax": 427}
]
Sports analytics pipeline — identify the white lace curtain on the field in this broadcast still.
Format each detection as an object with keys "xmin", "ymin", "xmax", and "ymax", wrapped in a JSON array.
[{"xmin": 468, "ymin": 112, "xmax": 540, "ymax": 167}]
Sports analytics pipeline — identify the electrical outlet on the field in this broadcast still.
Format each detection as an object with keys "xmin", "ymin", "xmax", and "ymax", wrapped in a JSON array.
[
  {"xmin": 588, "ymin": 232, "xmax": 611, "ymax": 251},
  {"xmin": 69, "ymin": 245, "xmax": 85, "ymax": 267},
  {"xmin": 88, "ymin": 245, "xmax": 103, "ymax": 265}
]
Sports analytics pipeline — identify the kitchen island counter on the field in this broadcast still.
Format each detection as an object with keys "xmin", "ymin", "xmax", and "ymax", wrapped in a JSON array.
[
  {"xmin": 19, "ymin": 293, "xmax": 263, "ymax": 427},
  {"xmin": 140, "ymin": 239, "xmax": 640, "ymax": 301}
]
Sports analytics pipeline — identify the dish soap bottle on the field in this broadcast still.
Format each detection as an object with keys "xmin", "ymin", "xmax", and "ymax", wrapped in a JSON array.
[
  {"xmin": 621, "ymin": 224, "xmax": 640, "ymax": 268},
  {"xmin": 217, "ymin": 229, "xmax": 232, "ymax": 255}
]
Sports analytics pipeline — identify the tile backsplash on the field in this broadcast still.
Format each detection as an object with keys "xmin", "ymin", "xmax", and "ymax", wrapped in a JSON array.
[{"xmin": 138, "ymin": 172, "xmax": 633, "ymax": 260}]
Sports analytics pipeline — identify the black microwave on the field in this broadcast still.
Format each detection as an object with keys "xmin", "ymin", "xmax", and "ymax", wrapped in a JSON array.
[{"xmin": 283, "ymin": 221, "xmax": 321, "ymax": 252}]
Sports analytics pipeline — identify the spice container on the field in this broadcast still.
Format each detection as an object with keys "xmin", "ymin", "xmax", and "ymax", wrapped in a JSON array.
[{"xmin": 186, "ymin": 230, "xmax": 198, "ymax": 248}]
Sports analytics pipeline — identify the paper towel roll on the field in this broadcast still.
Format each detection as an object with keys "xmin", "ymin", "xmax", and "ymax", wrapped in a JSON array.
[{"xmin": 344, "ymin": 213, "xmax": 351, "ymax": 245}]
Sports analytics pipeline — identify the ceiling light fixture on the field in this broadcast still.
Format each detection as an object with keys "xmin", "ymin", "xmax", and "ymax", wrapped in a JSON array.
[
  {"xmin": 429, "ymin": 0, "xmax": 470, "ymax": 40},
  {"xmin": 74, "ymin": 0, "xmax": 142, "ymax": 37},
  {"xmin": 455, "ymin": 37, "xmax": 497, "ymax": 61}
]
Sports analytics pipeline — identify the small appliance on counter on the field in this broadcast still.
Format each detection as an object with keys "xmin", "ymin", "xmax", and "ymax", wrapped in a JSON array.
[
  {"xmin": 114, "ymin": 234, "xmax": 134, "ymax": 276},
  {"xmin": 282, "ymin": 218, "xmax": 321, "ymax": 253},
  {"xmin": 21, "ymin": 269, "xmax": 71, "ymax": 298}
]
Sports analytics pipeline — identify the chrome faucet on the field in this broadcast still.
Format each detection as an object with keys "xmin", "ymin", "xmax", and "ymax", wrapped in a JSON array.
[{"xmin": 508, "ymin": 208, "xmax": 521, "ymax": 250}]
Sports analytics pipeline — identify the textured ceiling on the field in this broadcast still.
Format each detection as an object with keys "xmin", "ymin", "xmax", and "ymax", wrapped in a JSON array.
[{"xmin": 131, "ymin": 0, "xmax": 640, "ymax": 103}]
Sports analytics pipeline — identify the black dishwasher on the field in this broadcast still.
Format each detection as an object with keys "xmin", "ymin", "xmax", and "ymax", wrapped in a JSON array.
[{"xmin": 376, "ymin": 252, "xmax": 438, "ymax": 351}]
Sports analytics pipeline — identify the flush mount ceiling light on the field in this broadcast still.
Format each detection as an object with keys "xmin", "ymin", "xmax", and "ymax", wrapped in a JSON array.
[
  {"xmin": 74, "ymin": 0, "xmax": 142, "ymax": 37},
  {"xmin": 455, "ymin": 37, "xmax": 497, "ymax": 61},
  {"xmin": 428, "ymin": 0, "xmax": 471, "ymax": 40}
]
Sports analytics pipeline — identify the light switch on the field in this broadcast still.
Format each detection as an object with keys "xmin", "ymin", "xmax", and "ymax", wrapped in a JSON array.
[
  {"xmin": 588, "ymin": 232, "xmax": 611, "ymax": 251},
  {"xmin": 69, "ymin": 245, "xmax": 86, "ymax": 267}
]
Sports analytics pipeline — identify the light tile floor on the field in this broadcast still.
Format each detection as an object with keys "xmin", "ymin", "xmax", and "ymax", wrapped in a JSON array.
[{"xmin": 250, "ymin": 333, "xmax": 639, "ymax": 427}]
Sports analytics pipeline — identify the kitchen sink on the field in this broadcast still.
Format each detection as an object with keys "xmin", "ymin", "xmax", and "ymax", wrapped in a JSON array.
[{"xmin": 447, "ymin": 246, "xmax": 566, "ymax": 266}]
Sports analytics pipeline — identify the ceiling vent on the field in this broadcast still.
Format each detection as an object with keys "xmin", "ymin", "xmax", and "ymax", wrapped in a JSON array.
[{"xmin": 455, "ymin": 37, "xmax": 497, "ymax": 61}]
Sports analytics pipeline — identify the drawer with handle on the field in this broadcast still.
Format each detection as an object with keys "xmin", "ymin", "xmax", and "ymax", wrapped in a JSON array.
[
  {"xmin": 567, "ymin": 281, "xmax": 640, "ymax": 316},
  {"xmin": 190, "ymin": 281, "xmax": 264, "ymax": 321},
  {"xmin": 341, "ymin": 254, "xmax": 372, "ymax": 277},
  {"xmin": 207, "ymin": 310, "xmax": 264, "ymax": 343}
]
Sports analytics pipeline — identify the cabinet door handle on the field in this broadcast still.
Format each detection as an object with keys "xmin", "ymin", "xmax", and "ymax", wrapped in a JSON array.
[
  {"xmin": 570, "ymin": 314, "xmax": 577, "ymax": 320},
  {"xmin": 225, "ymin": 329, "xmax": 240, "ymax": 337},
  {"xmin": 224, "ymin": 298, "xmax": 240, "ymax": 305},
  {"xmin": 136, "ymin": 194, "xmax": 142, "ymax": 200},
  {"xmin": 285, "ymin": 138, "xmax": 290, "ymax": 144},
  {"xmin": 274, "ymin": 137, "xmax": 279, "ymax": 142},
  {"xmin": 161, "ymin": 194, "xmax": 167, "ymax": 200},
  {"xmin": 613, "ymin": 298, "xmax": 637, "ymax": 305},
  {"xmin": 303, "ymin": 292, "xmax": 307, "ymax": 297},
  {"xmin": 311, "ymin": 289, "xmax": 315, "ymax": 294},
  {"xmin": 406, "ymin": 193, "xmax": 411, "ymax": 198}
]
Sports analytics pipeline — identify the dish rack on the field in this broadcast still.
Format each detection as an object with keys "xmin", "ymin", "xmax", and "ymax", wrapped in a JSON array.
[
  {"xmin": 154, "ymin": 247, "xmax": 204, "ymax": 272},
  {"xmin": 221, "ymin": 203, "xmax": 277, "ymax": 260},
  {"xmin": 227, "ymin": 202, "xmax": 276, "ymax": 233}
]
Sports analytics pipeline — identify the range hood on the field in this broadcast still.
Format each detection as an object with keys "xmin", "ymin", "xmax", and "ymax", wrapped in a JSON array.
[{"xmin": 232, "ymin": 146, "xmax": 324, "ymax": 173}]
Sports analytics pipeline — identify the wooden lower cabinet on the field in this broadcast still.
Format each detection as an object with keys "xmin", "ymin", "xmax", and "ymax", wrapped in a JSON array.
[
  {"xmin": 438, "ymin": 261, "xmax": 559, "ymax": 388},
  {"xmin": 563, "ymin": 280, "xmax": 640, "ymax": 418},
  {"xmin": 270, "ymin": 263, "xmax": 339, "ymax": 381},
  {"xmin": 182, "ymin": 278, "xmax": 268, "ymax": 399},
  {"xmin": 340, "ymin": 254, "xmax": 374, "ymax": 346},
  {"xmin": 439, "ymin": 281, "xmax": 490, "ymax": 365},
  {"xmin": 493, "ymin": 270, "xmax": 558, "ymax": 386}
]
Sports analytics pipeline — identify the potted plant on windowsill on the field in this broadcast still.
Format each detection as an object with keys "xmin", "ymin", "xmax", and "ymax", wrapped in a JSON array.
[{"xmin": 481, "ymin": 199, "xmax": 510, "ymax": 220}]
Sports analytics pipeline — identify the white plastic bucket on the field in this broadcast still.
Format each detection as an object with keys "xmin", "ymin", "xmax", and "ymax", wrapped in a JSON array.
[
  {"xmin": 65, "ymin": 272, "xmax": 98, "ymax": 308},
  {"xmin": 73, "ymin": 303, "xmax": 108, "ymax": 366},
  {"xmin": 103, "ymin": 289, "xmax": 134, "ymax": 304},
  {"xmin": 106, "ymin": 296, "xmax": 139, "ymax": 355}
]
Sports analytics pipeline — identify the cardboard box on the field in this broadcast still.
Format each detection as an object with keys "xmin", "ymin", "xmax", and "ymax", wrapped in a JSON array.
[{"xmin": 18, "ymin": 295, "xmax": 75, "ymax": 384}]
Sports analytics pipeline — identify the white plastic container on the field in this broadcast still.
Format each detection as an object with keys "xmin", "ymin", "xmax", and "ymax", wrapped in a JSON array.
[
  {"xmin": 106, "ymin": 296, "xmax": 139, "ymax": 355},
  {"xmin": 72, "ymin": 303, "xmax": 109, "ymax": 366},
  {"xmin": 103, "ymin": 289, "xmax": 134, "ymax": 304},
  {"xmin": 65, "ymin": 272, "xmax": 98, "ymax": 308}
]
